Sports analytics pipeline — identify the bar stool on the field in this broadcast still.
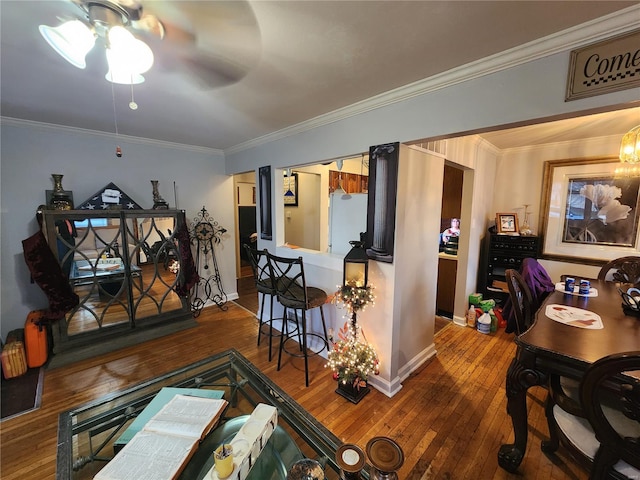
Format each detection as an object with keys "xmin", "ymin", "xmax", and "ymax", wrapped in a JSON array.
[
  {"xmin": 243, "ymin": 244, "xmax": 280, "ymax": 361},
  {"xmin": 266, "ymin": 251, "xmax": 329, "ymax": 387}
]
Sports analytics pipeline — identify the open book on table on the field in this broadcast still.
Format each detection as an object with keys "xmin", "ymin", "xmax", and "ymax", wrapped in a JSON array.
[
  {"xmin": 94, "ymin": 394, "xmax": 228, "ymax": 480},
  {"xmin": 77, "ymin": 258, "xmax": 123, "ymax": 271}
]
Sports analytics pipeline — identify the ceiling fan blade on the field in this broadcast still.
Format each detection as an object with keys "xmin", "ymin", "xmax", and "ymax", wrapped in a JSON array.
[
  {"xmin": 131, "ymin": 13, "xmax": 165, "ymax": 39},
  {"xmin": 177, "ymin": 52, "xmax": 252, "ymax": 89},
  {"xmin": 140, "ymin": 1, "xmax": 262, "ymax": 89}
]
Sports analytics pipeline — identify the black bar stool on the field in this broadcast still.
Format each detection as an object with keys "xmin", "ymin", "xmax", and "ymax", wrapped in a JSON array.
[
  {"xmin": 243, "ymin": 244, "xmax": 281, "ymax": 361},
  {"xmin": 266, "ymin": 252, "xmax": 329, "ymax": 387}
]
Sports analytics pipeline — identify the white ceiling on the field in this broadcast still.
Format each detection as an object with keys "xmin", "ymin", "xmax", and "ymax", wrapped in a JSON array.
[
  {"xmin": 474, "ymin": 107, "xmax": 640, "ymax": 151},
  {"xmin": 1, "ymin": 1, "xmax": 639, "ymax": 153}
]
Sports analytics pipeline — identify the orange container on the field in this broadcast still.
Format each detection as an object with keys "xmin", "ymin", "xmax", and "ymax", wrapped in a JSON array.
[
  {"xmin": 1, "ymin": 341, "xmax": 27, "ymax": 379},
  {"xmin": 24, "ymin": 310, "xmax": 48, "ymax": 368}
]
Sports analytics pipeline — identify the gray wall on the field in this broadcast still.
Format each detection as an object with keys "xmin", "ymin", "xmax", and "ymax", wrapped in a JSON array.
[
  {"xmin": 0, "ymin": 121, "xmax": 234, "ymax": 338},
  {"xmin": 224, "ymin": 49, "xmax": 637, "ymax": 176}
]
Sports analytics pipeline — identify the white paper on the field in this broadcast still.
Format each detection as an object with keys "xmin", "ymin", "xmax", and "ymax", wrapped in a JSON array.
[
  {"xmin": 94, "ymin": 395, "xmax": 228, "ymax": 480},
  {"xmin": 102, "ymin": 189, "xmax": 122, "ymax": 203},
  {"xmin": 144, "ymin": 395, "xmax": 228, "ymax": 439},
  {"xmin": 94, "ymin": 432, "xmax": 196, "ymax": 480}
]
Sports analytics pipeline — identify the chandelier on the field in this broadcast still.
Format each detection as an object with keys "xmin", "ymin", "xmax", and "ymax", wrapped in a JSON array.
[
  {"xmin": 619, "ymin": 124, "xmax": 640, "ymax": 164},
  {"xmin": 39, "ymin": 1, "xmax": 157, "ymax": 84}
]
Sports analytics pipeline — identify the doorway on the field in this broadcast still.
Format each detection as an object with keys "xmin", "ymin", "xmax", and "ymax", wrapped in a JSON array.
[
  {"xmin": 436, "ymin": 164, "xmax": 464, "ymax": 320},
  {"xmin": 234, "ymin": 173, "xmax": 257, "ymax": 278},
  {"xmin": 233, "ymin": 173, "xmax": 259, "ymax": 314}
]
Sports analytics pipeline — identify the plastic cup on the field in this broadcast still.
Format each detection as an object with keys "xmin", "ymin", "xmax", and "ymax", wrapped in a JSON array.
[{"xmin": 214, "ymin": 444, "xmax": 234, "ymax": 478}]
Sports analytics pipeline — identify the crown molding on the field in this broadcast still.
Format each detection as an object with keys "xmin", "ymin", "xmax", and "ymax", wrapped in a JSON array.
[
  {"xmin": 225, "ymin": 5, "xmax": 640, "ymax": 156},
  {"xmin": 498, "ymin": 133, "xmax": 622, "ymax": 157},
  {"xmin": 0, "ymin": 116, "xmax": 224, "ymax": 156},
  {"xmin": 473, "ymin": 135, "xmax": 502, "ymax": 157}
]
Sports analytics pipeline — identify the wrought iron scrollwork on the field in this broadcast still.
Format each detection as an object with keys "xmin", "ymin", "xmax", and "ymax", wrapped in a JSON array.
[{"xmin": 189, "ymin": 206, "xmax": 228, "ymax": 315}]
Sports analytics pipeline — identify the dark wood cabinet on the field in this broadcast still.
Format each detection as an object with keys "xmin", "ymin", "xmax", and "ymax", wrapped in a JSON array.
[
  {"xmin": 479, "ymin": 234, "xmax": 541, "ymax": 305},
  {"xmin": 328, "ymin": 171, "xmax": 368, "ymax": 194}
]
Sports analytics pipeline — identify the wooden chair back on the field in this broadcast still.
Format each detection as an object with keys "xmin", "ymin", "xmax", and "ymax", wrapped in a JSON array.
[
  {"xmin": 598, "ymin": 256, "xmax": 640, "ymax": 286},
  {"xmin": 505, "ymin": 269, "xmax": 534, "ymax": 335},
  {"xmin": 580, "ymin": 351, "xmax": 640, "ymax": 479}
]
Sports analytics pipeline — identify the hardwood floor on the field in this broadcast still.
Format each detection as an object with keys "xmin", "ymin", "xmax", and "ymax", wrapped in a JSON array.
[
  {"xmin": 234, "ymin": 274, "xmax": 259, "ymax": 314},
  {"xmin": 0, "ymin": 303, "xmax": 588, "ymax": 479},
  {"xmin": 67, "ymin": 264, "xmax": 184, "ymax": 335}
]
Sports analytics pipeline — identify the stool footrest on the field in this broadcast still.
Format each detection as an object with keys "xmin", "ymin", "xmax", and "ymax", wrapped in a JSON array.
[{"xmin": 280, "ymin": 334, "xmax": 329, "ymax": 359}]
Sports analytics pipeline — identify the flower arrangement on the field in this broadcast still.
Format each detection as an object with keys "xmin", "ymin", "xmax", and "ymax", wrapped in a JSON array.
[
  {"xmin": 567, "ymin": 183, "xmax": 632, "ymax": 243},
  {"xmin": 326, "ymin": 322, "xmax": 379, "ymax": 389},
  {"xmin": 333, "ymin": 283, "xmax": 375, "ymax": 314}
]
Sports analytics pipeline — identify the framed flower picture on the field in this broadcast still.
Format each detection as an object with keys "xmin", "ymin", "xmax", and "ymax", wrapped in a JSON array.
[{"xmin": 539, "ymin": 157, "xmax": 640, "ymax": 265}]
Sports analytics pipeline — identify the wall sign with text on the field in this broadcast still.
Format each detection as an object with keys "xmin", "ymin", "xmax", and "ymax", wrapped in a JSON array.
[{"xmin": 566, "ymin": 29, "xmax": 640, "ymax": 101}]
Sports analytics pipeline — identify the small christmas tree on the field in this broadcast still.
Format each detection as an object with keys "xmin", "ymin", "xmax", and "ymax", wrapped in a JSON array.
[{"xmin": 327, "ymin": 283, "xmax": 378, "ymax": 390}]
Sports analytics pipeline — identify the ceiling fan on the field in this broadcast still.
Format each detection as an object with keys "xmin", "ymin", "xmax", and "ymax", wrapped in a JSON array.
[
  {"xmin": 39, "ymin": 0, "xmax": 261, "ymax": 88},
  {"xmin": 39, "ymin": 1, "xmax": 164, "ymax": 84}
]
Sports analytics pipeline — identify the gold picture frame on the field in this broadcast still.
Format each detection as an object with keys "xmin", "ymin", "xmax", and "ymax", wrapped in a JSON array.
[
  {"xmin": 539, "ymin": 156, "xmax": 640, "ymax": 265},
  {"xmin": 496, "ymin": 213, "xmax": 519, "ymax": 235}
]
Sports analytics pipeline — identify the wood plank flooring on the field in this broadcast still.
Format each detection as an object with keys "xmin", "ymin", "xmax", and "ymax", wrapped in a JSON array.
[{"xmin": 0, "ymin": 302, "xmax": 588, "ymax": 479}]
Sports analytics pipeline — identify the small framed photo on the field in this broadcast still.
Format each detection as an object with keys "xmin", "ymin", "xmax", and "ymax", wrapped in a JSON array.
[
  {"xmin": 283, "ymin": 172, "xmax": 298, "ymax": 206},
  {"xmin": 496, "ymin": 213, "xmax": 519, "ymax": 235}
]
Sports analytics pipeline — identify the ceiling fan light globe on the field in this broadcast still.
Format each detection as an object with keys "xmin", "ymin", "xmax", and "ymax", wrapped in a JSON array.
[
  {"xmin": 105, "ymin": 64, "xmax": 145, "ymax": 85},
  {"xmin": 128, "ymin": 39, "xmax": 154, "ymax": 74},
  {"xmin": 107, "ymin": 26, "xmax": 135, "ymax": 47},
  {"xmin": 105, "ymin": 48, "xmax": 148, "ymax": 83},
  {"xmin": 106, "ymin": 28, "xmax": 154, "ymax": 75},
  {"xmin": 39, "ymin": 20, "xmax": 95, "ymax": 69}
]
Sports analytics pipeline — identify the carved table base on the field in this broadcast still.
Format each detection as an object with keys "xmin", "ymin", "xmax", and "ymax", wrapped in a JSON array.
[{"xmin": 497, "ymin": 353, "xmax": 547, "ymax": 472}]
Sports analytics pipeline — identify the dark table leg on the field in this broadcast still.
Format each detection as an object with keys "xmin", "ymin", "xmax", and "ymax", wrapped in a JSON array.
[{"xmin": 498, "ymin": 353, "xmax": 547, "ymax": 473}]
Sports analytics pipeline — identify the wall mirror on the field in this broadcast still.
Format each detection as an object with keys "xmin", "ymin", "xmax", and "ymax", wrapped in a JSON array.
[
  {"xmin": 41, "ymin": 209, "xmax": 191, "ymax": 356},
  {"xmin": 282, "ymin": 154, "xmax": 369, "ymax": 254}
]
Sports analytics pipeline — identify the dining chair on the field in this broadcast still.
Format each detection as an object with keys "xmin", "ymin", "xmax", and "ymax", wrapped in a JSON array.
[
  {"xmin": 266, "ymin": 252, "xmax": 329, "ymax": 387},
  {"xmin": 505, "ymin": 269, "xmax": 534, "ymax": 335},
  {"xmin": 504, "ymin": 259, "xmax": 555, "ymax": 335},
  {"xmin": 505, "ymin": 269, "xmax": 583, "ymax": 457},
  {"xmin": 598, "ymin": 256, "xmax": 640, "ymax": 287},
  {"xmin": 548, "ymin": 351, "xmax": 640, "ymax": 479},
  {"xmin": 243, "ymin": 244, "xmax": 280, "ymax": 361}
]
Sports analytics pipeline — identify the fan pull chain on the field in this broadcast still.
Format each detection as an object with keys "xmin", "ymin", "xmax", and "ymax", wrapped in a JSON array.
[
  {"xmin": 110, "ymin": 78, "xmax": 122, "ymax": 157},
  {"xmin": 129, "ymin": 80, "xmax": 138, "ymax": 110}
]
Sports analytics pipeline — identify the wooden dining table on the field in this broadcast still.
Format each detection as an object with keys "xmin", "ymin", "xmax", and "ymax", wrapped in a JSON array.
[{"xmin": 497, "ymin": 278, "xmax": 640, "ymax": 473}]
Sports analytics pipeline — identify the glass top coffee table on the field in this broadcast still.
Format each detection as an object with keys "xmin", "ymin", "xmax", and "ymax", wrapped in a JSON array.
[{"xmin": 57, "ymin": 349, "xmax": 369, "ymax": 480}]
